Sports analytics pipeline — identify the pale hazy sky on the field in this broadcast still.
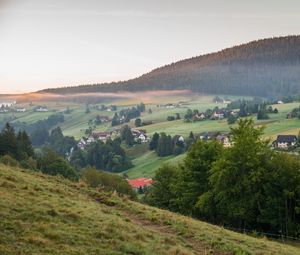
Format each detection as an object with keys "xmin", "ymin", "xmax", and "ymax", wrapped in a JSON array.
[{"xmin": 0, "ymin": 0, "xmax": 299, "ymax": 94}]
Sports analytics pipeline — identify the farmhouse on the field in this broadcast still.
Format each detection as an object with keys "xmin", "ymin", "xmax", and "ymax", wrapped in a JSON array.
[
  {"xmin": 16, "ymin": 108, "xmax": 26, "ymax": 112},
  {"xmin": 77, "ymin": 138, "xmax": 87, "ymax": 150},
  {"xmin": 98, "ymin": 116, "xmax": 110, "ymax": 122},
  {"xmin": 216, "ymin": 134, "xmax": 231, "ymax": 147},
  {"xmin": 211, "ymin": 112, "xmax": 224, "ymax": 120},
  {"xmin": 194, "ymin": 113, "xmax": 206, "ymax": 121},
  {"xmin": 127, "ymin": 178, "xmax": 153, "ymax": 192},
  {"xmin": 273, "ymin": 135, "xmax": 298, "ymax": 149},
  {"xmin": 132, "ymin": 129, "xmax": 148, "ymax": 142},
  {"xmin": 35, "ymin": 106, "xmax": 48, "ymax": 112},
  {"xmin": 93, "ymin": 131, "xmax": 111, "ymax": 141}
]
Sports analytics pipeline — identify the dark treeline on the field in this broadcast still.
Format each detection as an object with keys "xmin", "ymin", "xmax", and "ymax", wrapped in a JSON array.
[
  {"xmin": 0, "ymin": 123, "xmax": 78, "ymax": 180},
  {"xmin": 145, "ymin": 119, "xmax": 300, "ymax": 237},
  {"xmin": 149, "ymin": 132, "xmax": 193, "ymax": 157},
  {"xmin": 40, "ymin": 36, "xmax": 300, "ymax": 97},
  {"xmin": 0, "ymin": 123, "xmax": 134, "ymax": 197},
  {"xmin": 1, "ymin": 113, "xmax": 66, "ymax": 146},
  {"xmin": 70, "ymin": 137, "xmax": 132, "ymax": 173},
  {"xmin": 111, "ymin": 103, "xmax": 145, "ymax": 126}
]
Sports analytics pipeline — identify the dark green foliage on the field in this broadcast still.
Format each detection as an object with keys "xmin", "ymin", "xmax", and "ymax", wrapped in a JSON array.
[
  {"xmin": 0, "ymin": 123, "xmax": 18, "ymax": 158},
  {"xmin": 84, "ymin": 138, "xmax": 132, "ymax": 172},
  {"xmin": 0, "ymin": 155, "xmax": 19, "ymax": 167},
  {"xmin": 0, "ymin": 123, "xmax": 34, "ymax": 161},
  {"xmin": 146, "ymin": 119, "xmax": 300, "ymax": 237},
  {"xmin": 227, "ymin": 115, "xmax": 237, "ymax": 124},
  {"xmin": 144, "ymin": 165, "xmax": 178, "ymax": 209},
  {"xmin": 30, "ymin": 128, "xmax": 49, "ymax": 146},
  {"xmin": 149, "ymin": 133, "xmax": 159, "ymax": 150},
  {"xmin": 37, "ymin": 147, "xmax": 78, "ymax": 181},
  {"xmin": 40, "ymin": 36, "xmax": 300, "ymax": 97},
  {"xmin": 172, "ymin": 140, "xmax": 223, "ymax": 216},
  {"xmin": 156, "ymin": 133, "xmax": 173, "ymax": 157},
  {"xmin": 17, "ymin": 131, "xmax": 34, "ymax": 159},
  {"xmin": 120, "ymin": 125, "xmax": 134, "ymax": 146},
  {"xmin": 167, "ymin": 116, "xmax": 175, "ymax": 121},
  {"xmin": 11, "ymin": 113, "xmax": 64, "ymax": 144},
  {"xmin": 135, "ymin": 118, "xmax": 142, "ymax": 127},
  {"xmin": 137, "ymin": 103, "xmax": 145, "ymax": 112},
  {"xmin": 47, "ymin": 127, "xmax": 77, "ymax": 156},
  {"xmin": 184, "ymin": 109, "xmax": 194, "ymax": 122},
  {"xmin": 257, "ymin": 104, "xmax": 269, "ymax": 120},
  {"xmin": 83, "ymin": 167, "xmax": 136, "ymax": 198}
]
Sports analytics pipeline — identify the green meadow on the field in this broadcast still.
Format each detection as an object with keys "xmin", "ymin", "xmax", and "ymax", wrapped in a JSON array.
[{"xmin": 0, "ymin": 164, "xmax": 299, "ymax": 255}]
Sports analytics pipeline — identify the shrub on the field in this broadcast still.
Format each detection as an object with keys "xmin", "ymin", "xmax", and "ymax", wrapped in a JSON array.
[
  {"xmin": 82, "ymin": 167, "xmax": 136, "ymax": 199},
  {"xmin": 0, "ymin": 155, "xmax": 19, "ymax": 167}
]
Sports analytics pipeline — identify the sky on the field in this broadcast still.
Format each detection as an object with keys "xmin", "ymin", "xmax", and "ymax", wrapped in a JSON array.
[{"xmin": 0, "ymin": 0, "xmax": 300, "ymax": 94}]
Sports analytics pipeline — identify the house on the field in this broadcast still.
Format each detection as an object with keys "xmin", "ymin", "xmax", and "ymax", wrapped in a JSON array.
[
  {"xmin": 77, "ymin": 138, "xmax": 87, "ymax": 150},
  {"xmin": 277, "ymin": 100, "xmax": 284, "ymax": 104},
  {"xmin": 132, "ymin": 129, "xmax": 148, "ymax": 142},
  {"xmin": 194, "ymin": 113, "xmax": 206, "ymax": 121},
  {"xmin": 211, "ymin": 112, "xmax": 224, "ymax": 120},
  {"xmin": 165, "ymin": 103, "xmax": 175, "ymax": 109},
  {"xmin": 216, "ymin": 134, "xmax": 231, "ymax": 148},
  {"xmin": 16, "ymin": 108, "xmax": 26, "ymax": 112},
  {"xmin": 93, "ymin": 131, "xmax": 111, "ymax": 141},
  {"xmin": 86, "ymin": 136, "xmax": 95, "ymax": 144},
  {"xmin": 35, "ymin": 106, "xmax": 48, "ymax": 112},
  {"xmin": 127, "ymin": 178, "xmax": 153, "ymax": 192},
  {"xmin": 98, "ymin": 116, "xmax": 110, "ymax": 122},
  {"xmin": 199, "ymin": 131, "xmax": 219, "ymax": 140},
  {"xmin": 173, "ymin": 135, "xmax": 185, "ymax": 143},
  {"xmin": 273, "ymin": 135, "xmax": 298, "ymax": 149}
]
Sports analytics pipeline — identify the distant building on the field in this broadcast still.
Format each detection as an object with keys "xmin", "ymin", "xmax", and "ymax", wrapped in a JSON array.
[
  {"xmin": 216, "ymin": 134, "xmax": 231, "ymax": 148},
  {"xmin": 16, "ymin": 108, "xmax": 26, "ymax": 112},
  {"xmin": 35, "ymin": 106, "xmax": 48, "ymax": 112},
  {"xmin": 98, "ymin": 116, "xmax": 110, "ymax": 122},
  {"xmin": 127, "ymin": 178, "xmax": 153, "ymax": 192},
  {"xmin": 93, "ymin": 131, "xmax": 111, "ymax": 141},
  {"xmin": 273, "ymin": 135, "xmax": 298, "ymax": 149},
  {"xmin": 132, "ymin": 129, "xmax": 148, "ymax": 142}
]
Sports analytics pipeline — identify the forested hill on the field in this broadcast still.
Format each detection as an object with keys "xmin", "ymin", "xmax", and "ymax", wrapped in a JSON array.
[{"xmin": 41, "ymin": 35, "xmax": 300, "ymax": 97}]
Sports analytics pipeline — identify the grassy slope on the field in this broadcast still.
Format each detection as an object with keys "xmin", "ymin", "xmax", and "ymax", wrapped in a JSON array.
[
  {"xmin": 0, "ymin": 165, "xmax": 299, "ymax": 255},
  {"xmin": 125, "ymin": 151, "xmax": 186, "ymax": 179}
]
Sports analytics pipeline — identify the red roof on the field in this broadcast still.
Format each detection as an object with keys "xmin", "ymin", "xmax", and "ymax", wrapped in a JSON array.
[{"xmin": 127, "ymin": 178, "xmax": 153, "ymax": 189}]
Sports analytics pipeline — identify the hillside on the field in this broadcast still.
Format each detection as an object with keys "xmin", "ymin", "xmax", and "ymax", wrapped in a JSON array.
[
  {"xmin": 41, "ymin": 36, "xmax": 300, "ymax": 97},
  {"xmin": 0, "ymin": 165, "xmax": 299, "ymax": 255}
]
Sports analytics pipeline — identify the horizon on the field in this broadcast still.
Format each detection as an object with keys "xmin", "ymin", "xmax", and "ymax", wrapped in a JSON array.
[{"xmin": 1, "ymin": 0, "xmax": 300, "ymax": 94}]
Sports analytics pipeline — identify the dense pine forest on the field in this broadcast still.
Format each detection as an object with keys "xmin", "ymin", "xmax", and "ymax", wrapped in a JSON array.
[{"xmin": 41, "ymin": 36, "xmax": 300, "ymax": 97}]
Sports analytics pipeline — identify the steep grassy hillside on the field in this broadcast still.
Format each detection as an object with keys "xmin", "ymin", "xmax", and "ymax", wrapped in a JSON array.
[
  {"xmin": 0, "ymin": 164, "xmax": 299, "ymax": 255},
  {"xmin": 41, "ymin": 36, "xmax": 300, "ymax": 97}
]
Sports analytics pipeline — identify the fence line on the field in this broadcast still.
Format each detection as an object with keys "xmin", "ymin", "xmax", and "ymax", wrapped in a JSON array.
[{"xmin": 223, "ymin": 226, "xmax": 300, "ymax": 242}]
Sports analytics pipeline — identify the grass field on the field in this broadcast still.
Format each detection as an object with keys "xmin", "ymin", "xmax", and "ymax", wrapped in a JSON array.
[
  {"xmin": 2, "ymin": 93, "xmax": 300, "ymax": 179},
  {"xmin": 1, "ymin": 164, "xmax": 299, "ymax": 255},
  {"xmin": 125, "ymin": 151, "xmax": 186, "ymax": 179}
]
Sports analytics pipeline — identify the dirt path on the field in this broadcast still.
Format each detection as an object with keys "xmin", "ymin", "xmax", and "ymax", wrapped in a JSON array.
[{"xmin": 121, "ymin": 209, "xmax": 230, "ymax": 255}]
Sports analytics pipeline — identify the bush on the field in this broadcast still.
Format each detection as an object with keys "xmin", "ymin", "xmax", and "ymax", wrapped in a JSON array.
[
  {"xmin": 82, "ymin": 167, "xmax": 136, "ymax": 199},
  {"xmin": 0, "ymin": 155, "xmax": 19, "ymax": 167}
]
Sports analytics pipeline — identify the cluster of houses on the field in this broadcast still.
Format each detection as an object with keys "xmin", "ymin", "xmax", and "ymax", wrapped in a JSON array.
[
  {"xmin": 157, "ymin": 102, "xmax": 183, "ymax": 109},
  {"xmin": 77, "ymin": 128, "xmax": 149, "ymax": 150},
  {"xmin": 190, "ymin": 108, "xmax": 238, "ymax": 122},
  {"xmin": 97, "ymin": 105, "xmax": 117, "ymax": 112},
  {"xmin": 198, "ymin": 132, "xmax": 232, "ymax": 147}
]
